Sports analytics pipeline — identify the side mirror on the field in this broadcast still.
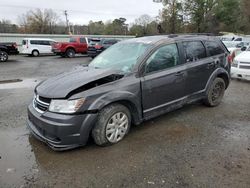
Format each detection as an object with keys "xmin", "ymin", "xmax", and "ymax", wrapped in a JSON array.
[{"xmin": 241, "ymin": 47, "xmax": 247, "ymax": 51}]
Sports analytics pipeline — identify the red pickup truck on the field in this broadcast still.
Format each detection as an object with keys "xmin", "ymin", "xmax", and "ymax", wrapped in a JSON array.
[{"xmin": 52, "ymin": 36, "xmax": 89, "ymax": 58}]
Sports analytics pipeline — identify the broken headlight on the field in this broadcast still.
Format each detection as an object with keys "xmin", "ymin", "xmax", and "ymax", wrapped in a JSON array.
[{"xmin": 49, "ymin": 98, "xmax": 85, "ymax": 114}]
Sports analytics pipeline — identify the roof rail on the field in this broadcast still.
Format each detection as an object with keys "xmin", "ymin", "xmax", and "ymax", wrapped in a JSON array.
[{"xmin": 167, "ymin": 33, "xmax": 217, "ymax": 37}]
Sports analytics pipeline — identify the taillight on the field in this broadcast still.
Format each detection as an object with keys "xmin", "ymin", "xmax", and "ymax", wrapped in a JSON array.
[
  {"xmin": 13, "ymin": 43, "xmax": 18, "ymax": 49},
  {"xmin": 228, "ymin": 51, "xmax": 236, "ymax": 64},
  {"xmin": 95, "ymin": 45, "xmax": 102, "ymax": 49},
  {"xmin": 227, "ymin": 55, "xmax": 232, "ymax": 64}
]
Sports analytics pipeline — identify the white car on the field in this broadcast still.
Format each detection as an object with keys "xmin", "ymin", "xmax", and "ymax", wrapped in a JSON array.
[
  {"xmin": 22, "ymin": 38, "xmax": 56, "ymax": 56},
  {"xmin": 231, "ymin": 47, "xmax": 250, "ymax": 81}
]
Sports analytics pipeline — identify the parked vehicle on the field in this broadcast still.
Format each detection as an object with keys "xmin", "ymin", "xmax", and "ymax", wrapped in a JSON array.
[
  {"xmin": 21, "ymin": 38, "xmax": 56, "ymax": 57},
  {"xmin": 223, "ymin": 41, "xmax": 249, "ymax": 62},
  {"xmin": 27, "ymin": 35, "xmax": 231, "ymax": 150},
  {"xmin": 0, "ymin": 42, "xmax": 19, "ymax": 62},
  {"xmin": 231, "ymin": 46, "xmax": 250, "ymax": 81},
  {"xmin": 87, "ymin": 38, "xmax": 120, "ymax": 58},
  {"xmin": 52, "ymin": 36, "xmax": 89, "ymax": 58}
]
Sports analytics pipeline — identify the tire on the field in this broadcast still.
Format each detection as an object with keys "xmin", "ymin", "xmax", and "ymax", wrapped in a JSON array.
[
  {"xmin": 66, "ymin": 48, "xmax": 75, "ymax": 58},
  {"xmin": 0, "ymin": 51, "xmax": 8, "ymax": 62},
  {"xmin": 32, "ymin": 50, "xmax": 39, "ymax": 57},
  {"xmin": 203, "ymin": 77, "xmax": 226, "ymax": 107},
  {"xmin": 92, "ymin": 104, "xmax": 131, "ymax": 146}
]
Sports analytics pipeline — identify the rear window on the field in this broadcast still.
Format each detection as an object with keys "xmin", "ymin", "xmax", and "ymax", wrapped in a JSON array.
[
  {"xmin": 183, "ymin": 41, "xmax": 206, "ymax": 62},
  {"xmin": 204, "ymin": 41, "xmax": 225, "ymax": 56},
  {"xmin": 90, "ymin": 40, "xmax": 101, "ymax": 45},
  {"xmin": 80, "ymin": 38, "xmax": 87, "ymax": 43}
]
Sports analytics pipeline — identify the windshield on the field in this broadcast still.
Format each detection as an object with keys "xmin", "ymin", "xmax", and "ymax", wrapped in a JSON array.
[{"xmin": 89, "ymin": 42, "xmax": 150, "ymax": 73}]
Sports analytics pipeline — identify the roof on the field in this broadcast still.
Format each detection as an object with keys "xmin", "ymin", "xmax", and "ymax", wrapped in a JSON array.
[
  {"xmin": 121, "ymin": 34, "xmax": 216, "ymax": 45},
  {"xmin": 23, "ymin": 38, "xmax": 56, "ymax": 41}
]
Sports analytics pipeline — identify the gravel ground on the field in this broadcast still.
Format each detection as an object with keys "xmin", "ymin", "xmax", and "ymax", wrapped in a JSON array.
[{"xmin": 0, "ymin": 55, "xmax": 250, "ymax": 188}]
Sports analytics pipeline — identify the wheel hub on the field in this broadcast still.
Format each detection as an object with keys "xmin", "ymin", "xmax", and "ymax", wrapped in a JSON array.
[{"xmin": 106, "ymin": 112, "xmax": 128, "ymax": 143}]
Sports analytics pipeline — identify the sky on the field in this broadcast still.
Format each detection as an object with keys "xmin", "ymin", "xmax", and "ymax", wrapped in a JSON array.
[{"xmin": 0, "ymin": 0, "xmax": 163, "ymax": 25}]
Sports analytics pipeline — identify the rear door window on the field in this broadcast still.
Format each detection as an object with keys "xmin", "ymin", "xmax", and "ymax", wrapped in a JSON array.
[
  {"xmin": 204, "ymin": 41, "xmax": 225, "ymax": 56},
  {"xmin": 182, "ymin": 41, "xmax": 206, "ymax": 62}
]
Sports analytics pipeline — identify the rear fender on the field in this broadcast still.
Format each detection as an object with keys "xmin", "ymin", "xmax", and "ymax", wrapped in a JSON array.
[{"xmin": 205, "ymin": 68, "xmax": 230, "ymax": 94}]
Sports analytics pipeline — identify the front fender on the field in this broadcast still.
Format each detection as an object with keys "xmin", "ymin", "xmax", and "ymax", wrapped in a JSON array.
[{"xmin": 88, "ymin": 90, "xmax": 142, "ymax": 123}]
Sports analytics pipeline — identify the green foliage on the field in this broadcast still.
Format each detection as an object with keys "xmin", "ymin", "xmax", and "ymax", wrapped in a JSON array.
[{"xmin": 1, "ymin": 1, "xmax": 250, "ymax": 35}]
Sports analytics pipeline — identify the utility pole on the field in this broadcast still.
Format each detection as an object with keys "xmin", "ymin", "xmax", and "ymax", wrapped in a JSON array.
[{"xmin": 64, "ymin": 10, "xmax": 71, "ymax": 34}]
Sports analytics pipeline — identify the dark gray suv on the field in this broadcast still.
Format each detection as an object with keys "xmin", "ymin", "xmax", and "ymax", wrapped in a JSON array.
[{"xmin": 27, "ymin": 35, "xmax": 231, "ymax": 150}]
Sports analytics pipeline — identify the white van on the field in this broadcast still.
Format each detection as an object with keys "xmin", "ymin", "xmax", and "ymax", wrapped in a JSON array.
[{"xmin": 22, "ymin": 38, "xmax": 56, "ymax": 56}]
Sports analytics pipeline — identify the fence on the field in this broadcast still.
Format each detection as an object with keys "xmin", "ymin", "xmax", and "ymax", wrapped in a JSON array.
[{"xmin": 0, "ymin": 33, "xmax": 135, "ymax": 51}]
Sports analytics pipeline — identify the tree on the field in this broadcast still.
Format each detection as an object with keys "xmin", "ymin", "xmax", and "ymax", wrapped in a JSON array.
[
  {"xmin": 88, "ymin": 21, "xmax": 105, "ymax": 35},
  {"xmin": 19, "ymin": 9, "xmax": 59, "ymax": 34},
  {"xmin": 161, "ymin": 0, "xmax": 184, "ymax": 33},
  {"xmin": 0, "ymin": 19, "xmax": 18, "ymax": 33},
  {"xmin": 215, "ymin": 0, "xmax": 240, "ymax": 32},
  {"xmin": 239, "ymin": 0, "xmax": 250, "ymax": 34},
  {"xmin": 134, "ymin": 14, "xmax": 154, "ymax": 35},
  {"xmin": 185, "ymin": 0, "xmax": 218, "ymax": 33}
]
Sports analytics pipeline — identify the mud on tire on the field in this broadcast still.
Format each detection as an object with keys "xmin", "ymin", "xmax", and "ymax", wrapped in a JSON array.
[
  {"xmin": 92, "ymin": 104, "xmax": 131, "ymax": 146},
  {"xmin": 203, "ymin": 77, "xmax": 226, "ymax": 107}
]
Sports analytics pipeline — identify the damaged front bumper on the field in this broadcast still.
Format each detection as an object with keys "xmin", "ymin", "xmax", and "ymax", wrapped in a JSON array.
[{"xmin": 27, "ymin": 103, "xmax": 98, "ymax": 151}]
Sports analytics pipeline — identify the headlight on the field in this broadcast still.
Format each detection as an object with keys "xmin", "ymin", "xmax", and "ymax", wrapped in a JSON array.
[{"xmin": 49, "ymin": 98, "xmax": 85, "ymax": 114}]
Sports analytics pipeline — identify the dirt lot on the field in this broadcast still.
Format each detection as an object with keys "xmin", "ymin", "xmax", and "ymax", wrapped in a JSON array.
[{"xmin": 0, "ymin": 55, "xmax": 250, "ymax": 188}]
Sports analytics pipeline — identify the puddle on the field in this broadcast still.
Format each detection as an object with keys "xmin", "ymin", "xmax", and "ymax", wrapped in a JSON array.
[
  {"xmin": 0, "ymin": 79, "xmax": 22, "ymax": 84},
  {"xmin": 0, "ymin": 79, "xmax": 40, "ymax": 89},
  {"xmin": 0, "ymin": 128, "xmax": 38, "ymax": 187}
]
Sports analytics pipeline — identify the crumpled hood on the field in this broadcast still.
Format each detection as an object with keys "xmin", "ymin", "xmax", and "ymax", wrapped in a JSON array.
[{"xmin": 36, "ymin": 67, "xmax": 121, "ymax": 99}]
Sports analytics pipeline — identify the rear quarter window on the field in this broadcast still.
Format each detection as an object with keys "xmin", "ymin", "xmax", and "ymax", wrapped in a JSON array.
[{"xmin": 204, "ymin": 41, "xmax": 225, "ymax": 56}]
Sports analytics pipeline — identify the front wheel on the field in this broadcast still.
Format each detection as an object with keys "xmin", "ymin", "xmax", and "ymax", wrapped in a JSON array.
[
  {"xmin": 203, "ymin": 77, "xmax": 226, "ymax": 107},
  {"xmin": 92, "ymin": 104, "xmax": 131, "ymax": 146},
  {"xmin": 0, "ymin": 51, "xmax": 8, "ymax": 62}
]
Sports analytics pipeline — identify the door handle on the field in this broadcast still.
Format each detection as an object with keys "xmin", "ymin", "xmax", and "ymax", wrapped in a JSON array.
[
  {"xmin": 207, "ymin": 62, "xmax": 215, "ymax": 69},
  {"xmin": 175, "ymin": 71, "xmax": 184, "ymax": 76}
]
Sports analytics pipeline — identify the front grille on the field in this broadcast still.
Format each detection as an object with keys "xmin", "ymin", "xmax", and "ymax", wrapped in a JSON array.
[
  {"xmin": 239, "ymin": 65, "xmax": 250, "ymax": 69},
  {"xmin": 33, "ymin": 95, "xmax": 50, "ymax": 113}
]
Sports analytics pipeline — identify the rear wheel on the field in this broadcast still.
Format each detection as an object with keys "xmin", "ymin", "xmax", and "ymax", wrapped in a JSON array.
[
  {"xmin": 92, "ymin": 104, "xmax": 131, "ymax": 146},
  {"xmin": 0, "ymin": 51, "xmax": 8, "ymax": 62},
  {"xmin": 32, "ymin": 50, "xmax": 39, "ymax": 57},
  {"xmin": 66, "ymin": 48, "xmax": 75, "ymax": 58},
  {"xmin": 203, "ymin": 77, "xmax": 225, "ymax": 107}
]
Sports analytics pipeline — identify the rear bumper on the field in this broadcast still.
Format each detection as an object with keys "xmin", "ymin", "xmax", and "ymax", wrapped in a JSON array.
[
  {"xmin": 87, "ymin": 50, "xmax": 102, "ymax": 57},
  {"xmin": 52, "ymin": 49, "xmax": 63, "ymax": 53},
  {"xmin": 8, "ymin": 49, "xmax": 19, "ymax": 55},
  {"xmin": 27, "ymin": 103, "xmax": 98, "ymax": 151},
  {"xmin": 231, "ymin": 67, "xmax": 250, "ymax": 81}
]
